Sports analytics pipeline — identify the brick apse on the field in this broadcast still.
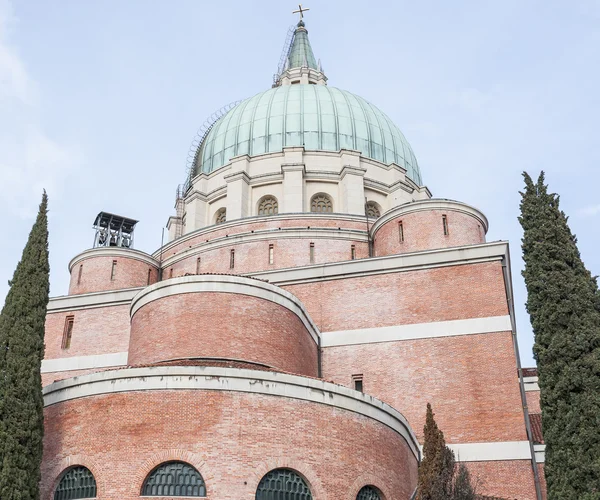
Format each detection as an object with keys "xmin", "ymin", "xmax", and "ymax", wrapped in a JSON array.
[{"xmin": 41, "ymin": 16, "xmax": 545, "ymax": 500}]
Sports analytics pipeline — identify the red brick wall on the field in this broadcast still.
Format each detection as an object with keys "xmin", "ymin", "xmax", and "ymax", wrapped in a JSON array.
[
  {"xmin": 283, "ymin": 261, "xmax": 508, "ymax": 332},
  {"xmin": 373, "ymin": 209, "xmax": 485, "ymax": 257},
  {"xmin": 466, "ymin": 461, "xmax": 537, "ymax": 499},
  {"xmin": 165, "ymin": 216, "xmax": 368, "ymax": 257},
  {"xmin": 42, "ymin": 368, "xmax": 116, "ymax": 387},
  {"xmin": 129, "ymin": 292, "xmax": 318, "ymax": 377},
  {"xmin": 69, "ymin": 256, "xmax": 158, "ymax": 295},
  {"xmin": 322, "ymin": 331, "xmax": 526, "ymax": 444},
  {"xmin": 526, "ymin": 391, "xmax": 541, "ymax": 414},
  {"xmin": 44, "ymin": 305, "xmax": 130, "ymax": 360},
  {"xmin": 167, "ymin": 237, "xmax": 369, "ymax": 277},
  {"xmin": 538, "ymin": 463, "xmax": 547, "ymax": 500},
  {"xmin": 41, "ymin": 389, "xmax": 418, "ymax": 500}
]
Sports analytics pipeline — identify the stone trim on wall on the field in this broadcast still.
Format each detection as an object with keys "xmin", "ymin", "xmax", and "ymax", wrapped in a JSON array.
[
  {"xmin": 42, "ymin": 366, "xmax": 421, "ymax": 460},
  {"xmin": 321, "ymin": 316, "xmax": 512, "ymax": 346},
  {"xmin": 447, "ymin": 441, "xmax": 532, "ymax": 461},
  {"xmin": 47, "ymin": 287, "xmax": 141, "ymax": 312},
  {"xmin": 69, "ymin": 247, "xmax": 159, "ymax": 273},
  {"xmin": 41, "ymin": 352, "xmax": 128, "ymax": 373},
  {"xmin": 130, "ymin": 275, "xmax": 320, "ymax": 344},
  {"xmin": 523, "ymin": 376, "xmax": 540, "ymax": 392},
  {"xmin": 250, "ymin": 241, "xmax": 509, "ymax": 285}
]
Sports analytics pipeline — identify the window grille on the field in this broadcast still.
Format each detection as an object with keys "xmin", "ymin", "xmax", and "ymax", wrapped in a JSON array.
[
  {"xmin": 357, "ymin": 485, "xmax": 382, "ymax": 500},
  {"xmin": 141, "ymin": 461, "xmax": 206, "ymax": 497},
  {"xmin": 54, "ymin": 466, "xmax": 97, "ymax": 500},
  {"xmin": 110, "ymin": 260, "xmax": 117, "ymax": 280},
  {"xmin": 398, "ymin": 221, "xmax": 404, "ymax": 242},
  {"xmin": 256, "ymin": 469, "xmax": 312, "ymax": 500},
  {"xmin": 230, "ymin": 249, "xmax": 235, "ymax": 269},
  {"xmin": 351, "ymin": 245, "xmax": 356, "ymax": 260},
  {"xmin": 216, "ymin": 208, "xmax": 227, "ymax": 224},
  {"xmin": 365, "ymin": 202, "xmax": 381, "ymax": 218},
  {"xmin": 310, "ymin": 194, "xmax": 333, "ymax": 213},
  {"xmin": 77, "ymin": 264, "xmax": 83, "ymax": 285},
  {"xmin": 259, "ymin": 196, "xmax": 279, "ymax": 216}
]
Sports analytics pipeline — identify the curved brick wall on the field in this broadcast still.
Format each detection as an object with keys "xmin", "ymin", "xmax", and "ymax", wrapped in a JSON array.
[
  {"xmin": 41, "ymin": 368, "xmax": 419, "ymax": 500},
  {"xmin": 372, "ymin": 200, "xmax": 487, "ymax": 257},
  {"xmin": 129, "ymin": 276, "xmax": 319, "ymax": 376},
  {"xmin": 68, "ymin": 248, "xmax": 159, "ymax": 295}
]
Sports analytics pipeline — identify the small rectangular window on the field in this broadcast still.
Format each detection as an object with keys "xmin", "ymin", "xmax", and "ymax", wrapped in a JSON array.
[
  {"xmin": 352, "ymin": 374, "xmax": 364, "ymax": 392},
  {"xmin": 147, "ymin": 268, "xmax": 152, "ymax": 285},
  {"xmin": 62, "ymin": 316, "xmax": 74, "ymax": 349},
  {"xmin": 169, "ymin": 268, "xmax": 173, "ymax": 279},
  {"xmin": 442, "ymin": 215, "xmax": 449, "ymax": 236},
  {"xmin": 196, "ymin": 257, "xmax": 201, "ymax": 274},
  {"xmin": 398, "ymin": 221, "xmax": 404, "ymax": 242},
  {"xmin": 351, "ymin": 245, "xmax": 356, "ymax": 260},
  {"xmin": 230, "ymin": 249, "xmax": 235, "ymax": 269},
  {"xmin": 269, "ymin": 244, "xmax": 274, "ymax": 265},
  {"xmin": 77, "ymin": 264, "xmax": 83, "ymax": 285},
  {"xmin": 309, "ymin": 243, "xmax": 315, "ymax": 264},
  {"xmin": 110, "ymin": 260, "xmax": 117, "ymax": 281}
]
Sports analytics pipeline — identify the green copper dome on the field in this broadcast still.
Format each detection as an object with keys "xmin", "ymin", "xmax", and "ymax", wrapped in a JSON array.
[{"xmin": 193, "ymin": 85, "xmax": 422, "ymax": 185}]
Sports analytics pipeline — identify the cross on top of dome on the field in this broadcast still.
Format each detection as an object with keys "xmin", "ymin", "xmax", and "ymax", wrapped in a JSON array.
[{"xmin": 292, "ymin": 4, "xmax": 310, "ymax": 21}]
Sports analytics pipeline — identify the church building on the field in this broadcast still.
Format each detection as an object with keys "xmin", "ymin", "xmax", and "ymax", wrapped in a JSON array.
[{"xmin": 41, "ymin": 11, "xmax": 545, "ymax": 500}]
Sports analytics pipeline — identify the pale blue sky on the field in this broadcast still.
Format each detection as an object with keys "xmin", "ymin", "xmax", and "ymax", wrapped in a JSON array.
[{"xmin": 1, "ymin": 0, "xmax": 599, "ymax": 366}]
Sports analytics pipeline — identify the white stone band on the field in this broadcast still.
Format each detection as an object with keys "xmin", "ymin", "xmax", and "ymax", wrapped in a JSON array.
[
  {"xmin": 130, "ymin": 275, "xmax": 321, "ymax": 344},
  {"xmin": 321, "ymin": 315, "xmax": 512, "ymax": 347},
  {"xmin": 69, "ymin": 247, "xmax": 159, "ymax": 273},
  {"xmin": 42, "ymin": 352, "xmax": 128, "ymax": 373},
  {"xmin": 42, "ymin": 366, "xmax": 420, "ymax": 460},
  {"xmin": 47, "ymin": 287, "xmax": 141, "ymax": 312},
  {"xmin": 523, "ymin": 376, "xmax": 540, "ymax": 391},
  {"xmin": 447, "ymin": 441, "xmax": 532, "ymax": 461}
]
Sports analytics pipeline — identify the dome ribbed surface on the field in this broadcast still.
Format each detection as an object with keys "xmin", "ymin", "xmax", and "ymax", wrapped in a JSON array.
[{"xmin": 193, "ymin": 85, "xmax": 422, "ymax": 185}]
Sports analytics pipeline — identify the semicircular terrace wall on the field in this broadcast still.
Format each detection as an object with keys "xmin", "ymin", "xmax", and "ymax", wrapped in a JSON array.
[
  {"xmin": 68, "ymin": 248, "xmax": 159, "ymax": 295},
  {"xmin": 371, "ymin": 200, "xmax": 488, "ymax": 257},
  {"xmin": 41, "ymin": 367, "xmax": 419, "ymax": 500},
  {"xmin": 128, "ymin": 275, "xmax": 320, "ymax": 377}
]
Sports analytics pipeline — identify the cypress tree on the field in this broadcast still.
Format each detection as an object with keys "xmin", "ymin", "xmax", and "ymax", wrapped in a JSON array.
[
  {"xmin": 417, "ymin": 403, "xmax": 456, "ymax": 500},
  {"xmin": 519, "ymin": 172, "xmax": 600, "ymax": 499},
  {"xmin": 0, "ymin": 192, "xmax": 50, "ymax": 500}
]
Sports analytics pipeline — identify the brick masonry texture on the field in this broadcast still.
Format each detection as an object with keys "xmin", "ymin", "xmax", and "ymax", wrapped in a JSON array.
[
  {"xmin": 129, "ymin": 292, "xmax": 318, "ymax": 376},
  {"xmin": 42, "ymin": 368, "xmax": 115, "ymax": 387},
  {"xmin": 168, "ymin": 236, "xmax": 369, "ymax": 277},
  {"xmin": 44, "ymin": 305, "xmax": 130, "ymax": 360},
  {"xmin": 373, "ymin": 209, "xmax": 485, "ymax": 257},
  {"xmin": 69, "ymin": 255, "xmax": 158, "ymax": 295},
  {"xmin": 322, "ymin": 331, "xmax": 527, "ymax": 444},
  {"xmin": 466, "ymin": 461, "xmax": 536, "ymax": 499},
  {"xmin": 526, "ymin": 390, "xmax": 541, "ymax": 414},
  {"xmin": 283, "ymin": 261, "xmax": 508, "ymax": 332},
  {"xmin": 41, "ymin": 389, "xmax": 418, "ymax": 500}
]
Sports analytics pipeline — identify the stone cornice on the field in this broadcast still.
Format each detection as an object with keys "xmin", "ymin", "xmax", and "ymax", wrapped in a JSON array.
[
  {"xmin": 68, "ymin": 247, "xmax": 159, "ymax": 273},
  {"xmin": 130, "ymin": 274, "xmax": 320, "ymax": 344},
  {"xmin": 48, "ymin": 287, "xmax": 142, "ymax": 312},
  {"xmin": 370, "ymin": 199, "xmax": 489, "ymax": 238},
  {"xmin": 42, "ymin": 365, "xmax": 420, "ymax": 460},
  {"xmin": 249, "ymin": 241, "xmax": 509, "ymax": 286}
]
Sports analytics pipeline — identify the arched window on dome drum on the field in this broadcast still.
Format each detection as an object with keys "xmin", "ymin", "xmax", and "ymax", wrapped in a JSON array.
[
  {"xmin": 357, "ymin": 485, "xmax": 382, "ymax": 500},
  {"xmin": 54, "ymin": 466, "xmax": 97, "ymax": 500},
  {"xmin": 258, "ymin": 196, "xmax": 279, "ymax": 216},
  {"xmin": 141, "ymin": 461, "xmax": 206, "ymax": 497},
  {"xmin": 255, "ymin": 468, "xmax": 312, "ymax": 500},
  {"xmin": 215, "ymin": 208, "xmax": 226, "ymax": 224},
  {"xmin": 310, "ymin": 194, "xmax": 333, "ymax": 213},
  {"xmin": 365, "ymin": 202, "xmax": 381, "ymax": 218}
]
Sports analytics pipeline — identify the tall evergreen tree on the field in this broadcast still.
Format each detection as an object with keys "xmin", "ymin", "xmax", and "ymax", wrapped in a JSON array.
[
  {"xmin": 519, "ymin": 172, "xmax": 600, "ymax": 499},
  {"xmin": 0, "ymin": 192, "xmax": 50, "ymax": 500},
  {"xmin": 417, "ymin": 403, "xmax": 457, "ymax": 500}
]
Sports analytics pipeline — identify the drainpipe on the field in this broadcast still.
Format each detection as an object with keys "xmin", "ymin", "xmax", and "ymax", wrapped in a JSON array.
[{"xmin": 501, "ymin": 248, "xmax": 542, "ymax": 500}]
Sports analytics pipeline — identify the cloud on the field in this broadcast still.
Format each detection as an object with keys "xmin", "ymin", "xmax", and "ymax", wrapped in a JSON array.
[
  {"xmin": 578, "ymin": 204, "xmax": 600, "ymax": 217},
  {"xmin": 0, "ymin": 0, "xmax": 80, "ymax": 217}
]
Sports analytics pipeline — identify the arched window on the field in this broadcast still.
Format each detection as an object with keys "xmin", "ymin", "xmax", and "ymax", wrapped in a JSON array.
[
  {"xmin": 365, "ymin": 202, "xmax": 381, "ymax": 218},
  {"xmin": 357, "ymin": 485, "xmax": 382, "ymax": 500},
  {"xmin": 311, "ymin": 194, "xmax": 333, "ymax": 213},
  {"xmin": 141, "ymin": 461, "xmax": 206, "ymax": 497},
  {"xmin": 256, "ymin": 468, "xmax": 312, "ymax": 499},
  {"xmin": 215, "ymin": 208, "xmax": 226, "ymax": 224},
  {"xmin": 54, "ymin": 466, "xmax": 97, "ymax": 500},
  {"xmin": 258, "ymin": 196, "xmax": 279, "ymax": 216}
]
